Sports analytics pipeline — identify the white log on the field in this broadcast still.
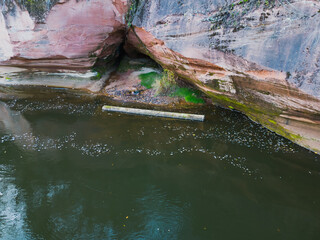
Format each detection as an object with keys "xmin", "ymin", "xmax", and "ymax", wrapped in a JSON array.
[{"xmin": 102, "ymin": 105, "xmax": 205, "ymax": 121}]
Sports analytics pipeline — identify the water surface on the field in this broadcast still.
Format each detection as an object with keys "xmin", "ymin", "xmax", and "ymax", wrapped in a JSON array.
[{"xmin": 0, "ymin": 96, "xmax": 319, "ymax": 240}]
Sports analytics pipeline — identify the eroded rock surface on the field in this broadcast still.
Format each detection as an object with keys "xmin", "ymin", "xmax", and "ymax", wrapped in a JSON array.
[
  {"xmin": 0, "ymin": 0, "xmax": 127, "ymax": 70},
  {"xmin": 0, "ymin": 0, "xmax": 319, "ymax": 153},
  {"xmin": 127, "ymin": 0, "xmax": 320, "ymax": 152}
]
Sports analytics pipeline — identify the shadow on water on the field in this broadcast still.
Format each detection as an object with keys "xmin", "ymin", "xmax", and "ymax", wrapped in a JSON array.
[{"xmin": 0, "ymin": 96, "xmax": 319, "ymax": 240}]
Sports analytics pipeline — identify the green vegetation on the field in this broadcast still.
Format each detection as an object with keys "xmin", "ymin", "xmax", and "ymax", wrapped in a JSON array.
[
  {"xmin": 91, "ymin": 65, "xmax": 107, "ymax": 80},
  {"xmin": 139, "ymin": 72, "xmax": 161, "ymax": 89},
  {"xmin": 207, "ymin": 93, "xmax": 248, "ymax": 110},
  {"xmin": 155, "ymin": 69, "xmax": 176, "ymax": 95},
  {"xmin": 139, "ymin": 69, "xmax": 205, "ymax": 104},
  {"xmin": 91, "ymin": 71, "xmax": 101, "ymax": 80},
  {"xmin": 173, "ymin": 88, "xmax": 205, "ymax": 104},
  {"xmin": 205, "ymin": 89, "xmax": 304, "ymax": 145},
  {"xmin": 258, "ymin": 115, "xmax": 303, "ymax": 141},
  {"xmin": 268, "ymin": 119, "xmax": 277, "ymax": 125}
]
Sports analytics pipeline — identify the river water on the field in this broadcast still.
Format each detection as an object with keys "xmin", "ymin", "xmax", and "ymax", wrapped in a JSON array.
[{"xmin": 0, "ymin": 95, "xmax": 319, "ymax": 240}]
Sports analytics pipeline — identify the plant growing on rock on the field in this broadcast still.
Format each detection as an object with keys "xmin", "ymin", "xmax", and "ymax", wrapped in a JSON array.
[
  {"xmin": 154, "ymin": 69, "xmax": 177, "ymax": 95},
  {"xmin": 146, "ymin": 69, "xmax": 205, "ymax": 104}
]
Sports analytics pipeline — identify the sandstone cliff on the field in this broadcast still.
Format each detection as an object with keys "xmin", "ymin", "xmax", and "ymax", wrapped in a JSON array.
[
  {"xmin": 126, "ymin": 0, "xmax": 320, "ymax": 153},
  {"xmin": 0, "ymin": 0, "xmax": 127, "ymax": 70},
  {"xmin": 0, "ymin": 0, "xmax": 319, "ymax": 153}
]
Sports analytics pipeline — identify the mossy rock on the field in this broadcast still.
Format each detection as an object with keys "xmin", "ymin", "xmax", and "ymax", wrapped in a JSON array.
[
  {"xmin": 173, "ymin": 88, "xmax": 205, "ymax": 104},
  {"xmin": 139, "ymin": 72, "xmax": 161, "ymax": 89}
]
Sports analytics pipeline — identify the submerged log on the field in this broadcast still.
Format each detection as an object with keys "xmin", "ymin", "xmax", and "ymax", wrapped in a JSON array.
[{"xmin": 102, "ymin": 105, "xmax": 205, "ymax": 121}]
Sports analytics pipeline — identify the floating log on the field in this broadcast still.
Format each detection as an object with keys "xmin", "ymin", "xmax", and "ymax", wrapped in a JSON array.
[{"xmin": 102, "ymin": 105, "xmax": 205, "ymax": 121}]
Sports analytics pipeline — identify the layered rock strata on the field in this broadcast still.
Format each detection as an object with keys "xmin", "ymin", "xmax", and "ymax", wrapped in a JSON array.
[
  {"xmin": 126, "ymin": 0, "xmax": 320, "ymax": 152},
  {"xmin": 0, "ymin": 0, "xmax": 319, "ymax": 153},
  {"xmin": 0, "ymin": 0, "xmax": 127, "ymax": 70}
]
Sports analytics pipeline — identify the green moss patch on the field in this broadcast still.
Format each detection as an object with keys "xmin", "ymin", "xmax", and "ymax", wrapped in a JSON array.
[
  {"xmin": 173, "ymin": 88, "xmax": 205, "ymax": 104},
  {"xmin": 139, "ymin": 72, "xmax": 161, "ymax": 89},
  {"xmin": 91, "ymin": 65, "xmax": 107, "ymax": 80},
  {"xmin": 268, "ymin": 119, "xmax": 277, "ymax": 125}
]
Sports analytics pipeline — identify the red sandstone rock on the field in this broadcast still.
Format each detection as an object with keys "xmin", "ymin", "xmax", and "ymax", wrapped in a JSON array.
[{"xmin": 0, "ymin": 0, "xmax": 127, "ymax": 70}]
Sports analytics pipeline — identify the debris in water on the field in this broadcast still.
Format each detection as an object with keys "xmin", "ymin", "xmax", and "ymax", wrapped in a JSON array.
[{"xmin": 102, "ymin": 105, "xmax": 205, "ymax": 121}]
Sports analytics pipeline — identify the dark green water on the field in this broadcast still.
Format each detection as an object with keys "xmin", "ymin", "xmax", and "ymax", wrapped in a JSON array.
[{"xmin": 0, "ymin": 96, "xmax": 319, "ymax": 240}]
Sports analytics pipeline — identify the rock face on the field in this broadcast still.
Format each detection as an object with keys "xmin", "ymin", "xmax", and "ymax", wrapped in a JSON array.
[
  {"xmin": 0, "ymin": 0, "xmax": 127, "ymax": 70},
  {"xmin": 0, "ymin": 0, "xmax": 319, "ymax": 153},
  {"xmin": 127, "ymin": 0, "xmax": 320, "ymax": 152}
]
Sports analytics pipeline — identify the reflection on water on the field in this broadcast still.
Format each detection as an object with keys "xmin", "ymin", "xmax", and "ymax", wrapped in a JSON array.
[
  {"xmin": 0, "ymin": 165, "xmax": 31, "ymax": 240},
  {"xmin": 0, "ymin": 98, "xmax": 319, "ymax": 239},
  {"xmin": 0, "ymin": 101, "xmax": 34, "ymax": 149}
]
